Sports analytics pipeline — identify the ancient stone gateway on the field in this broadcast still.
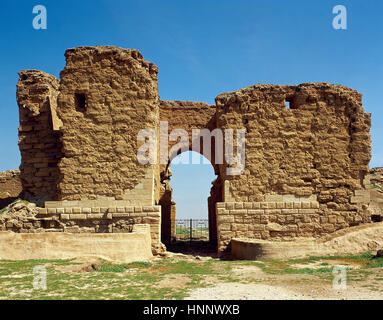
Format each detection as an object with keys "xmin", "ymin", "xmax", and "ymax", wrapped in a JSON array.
[{"xmin": 14, "ymin": 46, "xmax": 372, "ymax": 256}]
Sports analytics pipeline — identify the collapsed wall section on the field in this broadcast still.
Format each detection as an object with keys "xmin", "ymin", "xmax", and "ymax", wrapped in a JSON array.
[
  {"xmin": 0, "ymin": 170, "xmax": 22, "ymax": 208},
  {"xmin": 16, "ymin": 70, "xmax": 62, "ymax": 205}
]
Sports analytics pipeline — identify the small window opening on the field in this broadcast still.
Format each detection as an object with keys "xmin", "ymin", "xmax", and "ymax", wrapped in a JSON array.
[
  {"xmin": 75, "ymin": 93, "xmax": 87, "ymax": 112},
  {"xmin": 285, "ymin": 97, "xmax": 297, "ymax": 110}
]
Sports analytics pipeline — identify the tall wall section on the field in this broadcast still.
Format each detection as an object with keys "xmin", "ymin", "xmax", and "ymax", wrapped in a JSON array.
[
  {"xmin": 16, "ymin": 70, "xmax": 62, "ymax": 205},
  {"xmin": 56, "ymin": 46, "xmax": 160, "ymax": 205},
  {"xmin": 215, "ymin": 83, "xmax": 371, "ymax": 255}
]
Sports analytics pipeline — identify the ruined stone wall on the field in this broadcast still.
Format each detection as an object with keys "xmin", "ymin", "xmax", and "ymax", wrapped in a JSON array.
[
  {"xmin": 12, "ymin": 46, "xmax": 373, "ymax": 256},
  {"xmin": 215, "ymin": 83, "xmax": 371, "ymax": 255},
  {"xmin": 216, "ymin": 83, "xmax": 371, "ymax": 202},
  {"xmin": 38, "ymin": 204, "xmax": 163, "ymax": 254},
  {"xmin": 0, "ymin": 200, "xmax": 162, "ymax": 254},
  {"xmin": 0, "ymin": 170, "xmax": 22, "ymax": 208},
  {"xmin": 57, "ymin": 46, "xmax": 160, "ymax": 204},
  {"xmin": 16, "ymin": 70, "xmax": 62, "ymax": 205}
]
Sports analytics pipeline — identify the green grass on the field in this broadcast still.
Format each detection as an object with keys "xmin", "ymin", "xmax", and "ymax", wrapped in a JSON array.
[
  {"xmin": 0, "ymin": 252, "xmax": 382, "ymax": 300},
  {"xmin": 14, "ymin": 198, "xmax": 30, "ymax": 204},
  {"xmin": 175, "ymin": 227, "xmax": 209, "ymax": 235},
  {"xmin": 0, "ymin": 199, "xmax": 31, "ymax": 214},
  {"xmin": 98, "ymin": 261, "xmax": 152, "ymax": 272},
  {"xmin": 0, "ymin": 258, "xmax": 223, "ymax": 299},
  {"xmin": 371, "ymin": 183, "xmax": 383, "ymax": 190},
  {"xmin": 233, "ymin": 252, "xmax": 383, "ymax": 276},
  {"xmin": 175, "ymin": 227, "xmax": 189, "ymax": 235}
]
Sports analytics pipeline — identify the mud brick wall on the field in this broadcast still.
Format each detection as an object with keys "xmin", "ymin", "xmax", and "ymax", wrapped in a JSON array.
[
  {"xmin": 216, "ymin": 83, "xmax": 371, "ymax": 202},
  {"xmin": 12, "ymin": 47, "xmax": 373, "ymax": 255},
  {"xmin": 16, "ymin": 70, "xmax": 62, "ymax": 205},
  {"xmin": 57, "ymin": 46, "xmax": 160, "ymax": 202},
  {"xmin": 35, "ymin": 205, "xmax": 162, "ymax": 253},
  {"xmin": 216, "ymin": 84, "xmax": 370, "ymax": 206},
  {"xmin": 159, "ymin": 100, "xmax": 216, "ymax": 161}
]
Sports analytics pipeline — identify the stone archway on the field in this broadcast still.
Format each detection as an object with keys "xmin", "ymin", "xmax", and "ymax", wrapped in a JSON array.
[
  {"xmin": 159, "ymin": 101, "xmax": 222, "ymax": 246},
  {"xmin": 159, "ymin": 151, "xmax": 221, "ymax": 247}
]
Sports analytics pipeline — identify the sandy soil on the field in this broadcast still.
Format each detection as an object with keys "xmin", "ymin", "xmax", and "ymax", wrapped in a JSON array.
[
  {"xmin": 185, "ymin": 282, "xmax": 383, "ymax": 300},
  {"xmin": 185, "ymin": 262, "xmax": 383, "ymax": 300}
]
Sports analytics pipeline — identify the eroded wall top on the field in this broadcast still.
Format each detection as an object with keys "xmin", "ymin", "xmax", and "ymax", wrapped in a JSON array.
[
  {"xmin": 57, "ymin": 46, "xmax": 160, "ymax": 202},
  {"xmin": 215, "ymin": 83, "xmax": 371, "ymax": 204}
]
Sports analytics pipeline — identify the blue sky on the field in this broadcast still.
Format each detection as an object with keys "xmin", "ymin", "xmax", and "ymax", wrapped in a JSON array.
[{"xmin": 0, "ymin": 0, "xmax": 382, "ymax": 218}]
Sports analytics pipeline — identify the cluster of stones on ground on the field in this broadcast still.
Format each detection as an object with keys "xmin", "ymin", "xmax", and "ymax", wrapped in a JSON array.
[
  {"xmin": 370, "ymin": 167, "xmax": 383, "ymax": 189},
  {"xmin": 3, "ymin": 45, "xmax": 372, "ymax": 256}
]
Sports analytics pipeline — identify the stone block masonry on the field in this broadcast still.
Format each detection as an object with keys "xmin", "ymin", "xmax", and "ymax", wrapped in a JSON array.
[
  {"xmin": 17, "ymin": 70, "xmax": 62, "ymax": 205},
  {"xmin": 0, "ymin": 225, "xmax": 153, "ymax": 263},
  {"xmin": 216, "ymin": 199, "xmax": 371, "ymax": 256},
  {"xmin": 5, "ymin": 204, "xmax": 162, "ymax": 254}
]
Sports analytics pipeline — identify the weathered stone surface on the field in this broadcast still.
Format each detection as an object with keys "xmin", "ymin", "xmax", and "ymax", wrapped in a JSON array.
[
  {"xmin": 0, "ymin": 225, "xmax": 153, "ymax": 262},
  {"xmin": 0, "ymin": 170, "xmax": 22, "ymax": 208},
  {"xmin": 16, "ymin": 71, "xmax": 61, "ymax": 205},
  {"xmin": 56, "ymin": 46, "xmax": 159, "ymax": 203},
  {"xmin": 10, "ymin": 46, "xmax": 372, "ymax": 257}
]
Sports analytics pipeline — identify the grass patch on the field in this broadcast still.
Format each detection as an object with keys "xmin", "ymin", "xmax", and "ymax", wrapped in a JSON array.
[
  {"xmin": 371, "ymin": 183, "xmax": 383, "ymax": 190},
  {"xmin": 238, "ymin": 252, "xmax": 383, "ymax": 276},
  {"xmin": 0, "ymin": 252, "xmax": 381, "ymax": 300},
  {"xmin": 98, "ymin": 261, "xmax": 152, "ymax": 273}
]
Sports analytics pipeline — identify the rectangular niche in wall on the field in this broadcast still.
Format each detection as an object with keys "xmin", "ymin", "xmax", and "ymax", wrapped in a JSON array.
[{"xmin": 75, "ymin": 93, "xmax": 87, "ymax": 112}]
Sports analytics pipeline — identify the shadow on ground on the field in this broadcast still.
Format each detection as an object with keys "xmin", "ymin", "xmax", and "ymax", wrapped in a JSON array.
[{"xmin": 166, "ymin": 241, "xmax": 217, "ymax": 258}]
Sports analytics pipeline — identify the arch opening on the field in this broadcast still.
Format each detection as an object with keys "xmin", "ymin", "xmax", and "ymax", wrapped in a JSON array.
[{"xmin": 159, "ymin": 151, "xmax": 221, "ymax": 251}]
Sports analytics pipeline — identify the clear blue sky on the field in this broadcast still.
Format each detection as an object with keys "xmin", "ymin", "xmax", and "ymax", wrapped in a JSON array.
[{"xmin": 0, "ymin": 0, "xmax": 382, "ymax": 218}]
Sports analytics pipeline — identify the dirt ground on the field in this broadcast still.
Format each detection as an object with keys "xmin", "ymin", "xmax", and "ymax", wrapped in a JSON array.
[
  {"xmin": 0, "ymin": 249, "xmax": 382, "ymax": 300},
  {"xmin": 158, "ymin": 250, "xmax": 383, "ymax": 300},
  {"xmin": 185, "ymin": 259, "xmax": 383, "ymax": 300}
]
